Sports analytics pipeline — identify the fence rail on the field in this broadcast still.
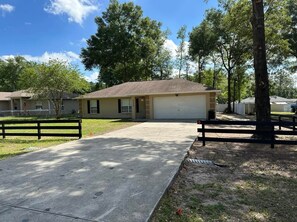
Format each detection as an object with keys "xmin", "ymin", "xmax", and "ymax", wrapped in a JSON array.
[
  {"xmin": 197, "ymin": 120, "xmax": 297, "ymax": 148},
  {"xmin": 271, "ymin": 114, "xmax": 296, "ymax": 131},
  {"xmin": 0, "ymin": 119, "xmax": 82, "ymax": 140}
]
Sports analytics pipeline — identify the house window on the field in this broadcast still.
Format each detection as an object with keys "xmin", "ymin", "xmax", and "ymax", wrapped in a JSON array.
[
  {"xmin": 121, "ymin": 99, "xmax": 132, "ymax": 113},
  {"xmin": 87, "ymin": 100, "xmax": 100, "ymax": 114},
  {"xmin": 90, "ymin": 100, "xmax": 98, "ymax": 114},
  {"xmin": 36, "ymin": 101, "xmax": 43, "ymax": 109}
]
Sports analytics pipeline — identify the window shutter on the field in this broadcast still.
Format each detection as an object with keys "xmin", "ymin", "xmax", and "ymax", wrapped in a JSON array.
[
  {"xmin": 97, "ymin": 100, "xmax": 100, "ymax": 113},
  {"xmin": 87, "ymin": 100, "xmax": 90, "ymax": 114},
  {"xmin": 136, "ymin": 98, "xmax": 139, "ymax": 113},
  {"xmin": 118, "ymin": 99, "xmax": 121, "ymax": 113}
]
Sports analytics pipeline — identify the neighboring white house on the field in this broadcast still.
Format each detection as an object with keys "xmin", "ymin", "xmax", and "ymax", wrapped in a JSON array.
[
  {"xmin": 241, "ymin": 96, "xmax": 297, "ymax": 114},
  {"xmin": 216, "ymin": 96, "xmax": 297, "ymax": 115}
]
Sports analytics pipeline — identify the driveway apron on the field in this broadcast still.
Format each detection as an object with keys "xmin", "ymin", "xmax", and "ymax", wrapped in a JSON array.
[{"xmin": 0, "ymin": 121, "xmax": 197, "ymax": 222}]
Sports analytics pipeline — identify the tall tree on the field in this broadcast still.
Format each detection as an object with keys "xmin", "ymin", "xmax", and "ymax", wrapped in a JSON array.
[
  {"xmin": 251, "ymin": 0, "xmax": 271, "ymax": 131},
  {"xmin": 152, "ymin": 47, "xmax": 173, "ymax": 80},
  {"xmin": 176, "ymin": 25, "xmax": 187, "ymax": 78},
  {"xmin": 0, "ymin": 56, "xmax": 27, "ymax": 91},
  {"xmin": 205, "ymin": 7, "xmax": 250, "ymax": 113},
  {"xmin": 20, "ymin": 60, "xmax": 90, "ymax": 118},
  {"xmin": 284, "ymin": 0, "xmax": 297, "ymax": 71},
  {"xmin": 189, "ymin": 20, "xmax": 218, "ymax": 83},
  {"xmin": 270, "ymin": 68, "xmax": 297, "ymax": 98},
  {"xmin": 81, "ymin": 0, "xmax": 164, "ymax": 86}
]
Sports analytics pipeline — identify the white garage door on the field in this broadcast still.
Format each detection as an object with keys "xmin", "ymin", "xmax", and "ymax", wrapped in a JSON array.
[{"xmin": 153, "ymin": 95, "xmax": 206, "ymax": 119}]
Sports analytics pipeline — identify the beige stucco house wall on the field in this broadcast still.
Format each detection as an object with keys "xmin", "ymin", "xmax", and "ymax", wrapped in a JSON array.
[
  {"xmin": 80, "ymin": 92, "xmax": 217, "ymax": 120},
  {"xmin": 80, "ymin": 98, "xmax": 131, "ymax": 118}
]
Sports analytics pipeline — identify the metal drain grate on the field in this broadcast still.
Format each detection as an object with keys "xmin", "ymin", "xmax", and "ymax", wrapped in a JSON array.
[
  {"xmin": 186, "ymin": 158, "xmax": 228, "ymax": 167},
  {"xmin": 186, "ymin": 159, "xmax": 214, "ymax": 165}
]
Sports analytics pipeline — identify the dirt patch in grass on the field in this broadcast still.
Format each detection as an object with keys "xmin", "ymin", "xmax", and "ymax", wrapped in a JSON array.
[{"xmin": 152, "ymin": 142, "xmax": 297, "ymax": 222}]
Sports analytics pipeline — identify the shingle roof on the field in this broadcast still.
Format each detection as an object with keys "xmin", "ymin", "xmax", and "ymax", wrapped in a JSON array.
[
  {"xmin": 0, "ymin": 92, "xmax": 12, "ymax": 101},
  {"xmin": 9, "ymin": 90, "xmax": 34, "ymax": 98},
  {"xmin": 8, "ymin": 90, "xmax": 78, "ymax": 100},
  {"xmin": 241, "ymin": 96, "xmax": 293, "ymax": 104},
  {"xmin": 79, "ymin": 79, "xmax": 219, "ymax": 99}
]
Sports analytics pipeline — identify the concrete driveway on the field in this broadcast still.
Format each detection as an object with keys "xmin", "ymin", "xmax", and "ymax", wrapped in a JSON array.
[{"xmin": 0, "ymin": 121, "xmax": 197, "ymax": 222}]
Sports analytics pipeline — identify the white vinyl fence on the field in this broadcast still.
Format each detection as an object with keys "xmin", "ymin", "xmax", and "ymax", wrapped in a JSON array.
[
  {"xmin": 0, "ymin": 109, "xmax": 53, "ymax": 117},
  {"xmin": 216, "ymin": 104, "xmax": 228, "ymax": 112},
  {"xmin": 216, "ymin": 103, "xmax": 245, "ymax": 115}
]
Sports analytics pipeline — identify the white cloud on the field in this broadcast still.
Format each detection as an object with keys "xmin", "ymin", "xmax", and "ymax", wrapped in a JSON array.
[
  {"xmin": 1, "ymin": 51, "xmax": 80, "ymax": 63},
  {"xmin": 80, "ymin": 38, "xmax": 87, "ymax": 43},
  {"xmin": 163, "ymin": 39, "xmax": 178, "ymax": 58},
  {"xmin": 84, "ymin": 72, "xmax": 98, "ymax": 82},
  {"xmin": 163, "ymin": 39, "xmax": 196, "ymax": 76},
  {"xmin": 163, "ymin": 39, "xmax": 190, "ymax": 59},
  {"xmin": 44, "ymin": 0, "xmax": 98, "ymax": 25},
  {"xmin": 0, "ymin": 4, "xmax": 15, "ymax": 14}
]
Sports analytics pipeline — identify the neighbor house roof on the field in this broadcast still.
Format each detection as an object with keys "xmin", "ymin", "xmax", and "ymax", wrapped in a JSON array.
[
  {"xmin": 78, "ymin": 79, "xmax": 220, "ymax": 99},
  {"xmin": 0, "ymin": 92, "xmax": 12, "ymax": 101},
  {"xmin": 8, "ymin": 90, "xmax": 78, "ymax": 100},
  {"xmin": 241, "ymin": 96, "xmax": 293, "ymax": 104},
  {"xmin": 9, "ymin": 90, "xmax": 34, "ymax": 98}
]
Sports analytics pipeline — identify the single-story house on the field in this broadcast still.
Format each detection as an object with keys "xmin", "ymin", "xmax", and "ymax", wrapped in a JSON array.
[
  {"xmin": 0, "ymin": 90, "xmax": 79, "ymax": 116},
  {"xmin": 77, "ymin": 79, "xmax": 220, "ymax": 120},
  {"xmin": 241, "ymin": 96, "xmax": 296, "ymax": 114},
  {"xmin": 0, "ymin": 92, "xmax": 12, "ymax": 111}
]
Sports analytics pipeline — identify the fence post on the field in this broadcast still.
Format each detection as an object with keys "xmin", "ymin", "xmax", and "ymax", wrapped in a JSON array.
[
  {"xmin": 78, "ymin": 119, "xmax": 82, "ymax": 139},
  {"xmin": 278, "ymin": 115, "xmax": 281, "ymax": 130},
  {"xmin": 37, "ymin": 122, "xmax": 41, "ymax": 140},
  {"xmin": 271, "ymin": 124, "xmax": 275, "ymax": 149},
  {"xmin": 1, "ymin": 123, "xmax": 5, "ymax": 139},
  {"xmin": 202, "ymin": 122, "xmax": 205, "ymax": 146}
]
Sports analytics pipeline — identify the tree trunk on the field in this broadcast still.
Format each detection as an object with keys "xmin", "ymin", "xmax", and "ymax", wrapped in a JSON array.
[
  {"xmin": 212, "ymin": 55, "xmax": 217, "ymax": 88},
  {"xmin": 227, "ymin": 70, "xmax": 232, "ymax": 113},
  {"xmin": 53, "ymin": 100, "xmax": 61, "ymax": 119},
  {"xmin": 197, "ymin": 57, "xmax": 202, "ymax": 83},
  {"xmin": 233, "ymin": 78, "xmax": 236, "ymax": 113},
  {"xmin": 237, "ymin": 74, "xmax": 241, "ymax": 103},
  {"xmin": 251, "ymin": 0, "xmax": 271, "ymax": 135}
]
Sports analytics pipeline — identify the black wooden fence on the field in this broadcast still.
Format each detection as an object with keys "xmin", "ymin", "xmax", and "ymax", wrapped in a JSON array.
[
  {"xmin": 197, "ymin": 120, "xmax": 297, "ymax": 148},
  {"xmin": 0, "ymin": 119, "xmax": 82, "ymax": 140},
  {"xmin": 271, "ymin": 114, "xmax": 296, "ymax": 131}
]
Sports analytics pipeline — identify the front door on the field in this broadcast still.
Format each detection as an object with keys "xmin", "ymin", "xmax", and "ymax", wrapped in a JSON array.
[{"xmin": 136, "ymin": 97, "xmax": 146, "ymax": 119}]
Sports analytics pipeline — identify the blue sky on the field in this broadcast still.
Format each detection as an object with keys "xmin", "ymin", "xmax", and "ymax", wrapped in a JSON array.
[{"xmin": 0, "ymin": 0, "xmax": 218, "ymax": 81}]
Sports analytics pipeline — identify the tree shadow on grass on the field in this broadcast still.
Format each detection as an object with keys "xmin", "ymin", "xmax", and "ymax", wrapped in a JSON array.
[
  {"xmin": 174, "ymin": 141, "xmax": 297, "ymax": 222},
  {"xmin": 0, "ymin": 138, "xmax": 74, "ymax": 144}
]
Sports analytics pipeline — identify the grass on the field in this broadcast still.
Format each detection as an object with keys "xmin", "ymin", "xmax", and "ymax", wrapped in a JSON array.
[
  {"xmin": 271, "ymin": 112, "xmax": 295, "ymax": 115},
  {"xmin": 152, "ymin": 142, "xmax": 297, "ymax": 222},
  {"xmin": 0, "ymin": 117, "xmax": 138, "ymax": 160}
]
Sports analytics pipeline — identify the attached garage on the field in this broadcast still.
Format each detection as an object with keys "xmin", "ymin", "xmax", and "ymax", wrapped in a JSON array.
[{"xmin": 153, "ymin": 95, "xmax": 206, "ymax": 119}]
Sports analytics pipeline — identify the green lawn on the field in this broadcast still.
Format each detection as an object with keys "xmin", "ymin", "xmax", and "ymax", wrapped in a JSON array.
[
  {"xmin": 271, "ymin": 112, "xmax": 295, "ymax": 115},
  {"xmin": 0, "ymin": 117, "xmax": 138, "ymax": 160}
]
